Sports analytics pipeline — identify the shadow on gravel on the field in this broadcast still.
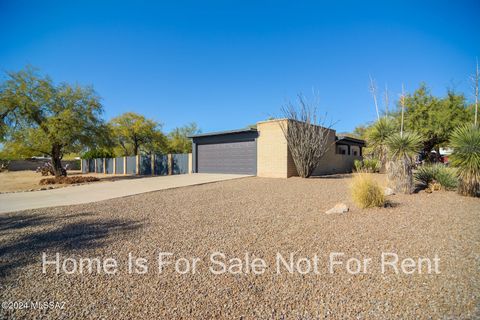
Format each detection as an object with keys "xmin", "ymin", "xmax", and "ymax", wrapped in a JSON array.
[
  {"xmin": 0, "ymin": 212, "xmax": 95, "ymax": 234},
  {"xmin": 0, "ymin": 213, "xmax": 142, "ymax": 278},
  {"xmin": 309, "ymin": 174, "xmax": 352, "ymax": 179}
]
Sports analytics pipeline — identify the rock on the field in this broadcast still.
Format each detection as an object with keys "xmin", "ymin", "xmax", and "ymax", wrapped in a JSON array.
[
  {"xmin": 384, "ymin": 187, "xmax": 395, "ymax": 196},
  {"xmin": 325, "ymin": 203, "xmax": 349, "ymax": 214}
]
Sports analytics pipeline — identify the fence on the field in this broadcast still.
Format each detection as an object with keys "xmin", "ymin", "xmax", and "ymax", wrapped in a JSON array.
[
  {"xmin": 81, "ymin": 153, "xmax": 192, "ymax": 176},
  {"xmin": 3, "ymin": 159, "xmax": 81, "ymax": 171}
]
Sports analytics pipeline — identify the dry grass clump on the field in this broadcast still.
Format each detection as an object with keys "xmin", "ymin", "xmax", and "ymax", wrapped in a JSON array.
[
  {"xmin": 39, "ymin": 176, "xmax": 100, "ymax": 185},
  {"xmin": 350, "ymin": 173, "xmax": 385, "ymax": 208}
]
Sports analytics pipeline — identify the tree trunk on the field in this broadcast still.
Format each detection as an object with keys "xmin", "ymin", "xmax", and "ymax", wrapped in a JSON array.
[{"xmin": 51, "ymin": 144, "xmax": 65, "ymax": 177}]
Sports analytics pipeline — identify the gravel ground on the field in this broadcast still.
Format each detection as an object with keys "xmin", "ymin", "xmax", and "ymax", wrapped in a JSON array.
[{"xmin": 0, "ymin": 175, "xmax": 479, "ymax": 319}]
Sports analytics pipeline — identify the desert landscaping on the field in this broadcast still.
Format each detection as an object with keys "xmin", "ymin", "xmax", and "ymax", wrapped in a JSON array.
[
  {"xmin": 1, "ymin": 175, "xmax": 478, "ymax": 319},
  {"xmin": 0, "ymin": 170, "xmax": 140, "ymax": 193}
]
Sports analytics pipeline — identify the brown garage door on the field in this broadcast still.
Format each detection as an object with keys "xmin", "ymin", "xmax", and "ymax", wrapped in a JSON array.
[{"xmin": 197, "ymin": 140, "xmax": 257, "ymax": 175}]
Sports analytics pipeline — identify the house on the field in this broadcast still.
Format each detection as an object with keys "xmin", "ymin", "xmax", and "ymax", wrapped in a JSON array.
[{"xmin": 189, "ymin": 119, "xmax": 365, "ymax": 178}]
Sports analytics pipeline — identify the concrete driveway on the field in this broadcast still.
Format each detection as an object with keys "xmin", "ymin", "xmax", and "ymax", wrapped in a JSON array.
[{"xmin": 0, "ymin": 173, "xmax": 251, "ymax": 213}]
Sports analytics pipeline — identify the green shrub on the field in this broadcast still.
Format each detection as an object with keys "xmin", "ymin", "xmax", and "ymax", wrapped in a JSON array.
[
  {"xmin": 354, "ymin": 159, "xmax": 363, "ymax": 172},
  {"xmin": 414, "ymin": 164, "xmax": 458, "ymax": 190},
  {"xmin": 354, "ymin": 158, "xmax": 380, "ymax": 173},
  {"xmin": 435, "ymin": 167, "xmax": 458, "ymax": 190},
  {"xmin": 364, "ymin": 158, "xmax": 380, "ymax": 173},
  {"xmin": 450, "ymin": 124, "xmax": 480, "ymax": 197},
  {"xmin": 351, "ymin": 173, "xmax": 385, "ymax": 208}
]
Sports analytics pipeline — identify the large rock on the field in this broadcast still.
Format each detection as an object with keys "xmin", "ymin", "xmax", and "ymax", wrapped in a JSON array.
[
  {"xmin": 325, "ymin": 203, "xmax": 349, "ymax": 214},
  {"xmin": 384, "ymin": 187, "xmax": 395, "ymax": 196}
]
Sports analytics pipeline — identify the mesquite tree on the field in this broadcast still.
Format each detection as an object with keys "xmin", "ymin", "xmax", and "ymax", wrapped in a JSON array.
[
  {"xmin": 279, "ymin": 94, "xmax": 332, "ymax": 178},
  {"xmin": 0, "ymin": 68, "xmax": 108, "ymax": 177}
]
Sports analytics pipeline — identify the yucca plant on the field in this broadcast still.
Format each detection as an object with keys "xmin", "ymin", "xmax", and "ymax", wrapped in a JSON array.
[
  {"xmin": 366, "ymin": 117, "xmax": 397, "ymax": 172},
  {"xmin": 449, "ymin": 124, "xmax": 480, "ymax": 197},
  {"xmin": 386, "ymin": 132, "xmax": 423, "ymax": 194},
  {"xmin": 414, "ymin": 164, "xmax": 458, "ymax": 191}
]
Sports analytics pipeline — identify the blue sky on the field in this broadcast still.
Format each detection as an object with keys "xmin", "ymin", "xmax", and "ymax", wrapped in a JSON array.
[{"xmin": 1, "ymin": 1, "xmax": 479, "ymax": 133}]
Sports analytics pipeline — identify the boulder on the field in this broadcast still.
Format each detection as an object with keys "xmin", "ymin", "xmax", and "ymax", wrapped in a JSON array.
[
  {"xmin": 325, "ymin": 203, "xmax": 349, "ymax": 214},
  {"xmin": 384, "ymin": 187, "xmax": 395, "ymax": 196}
]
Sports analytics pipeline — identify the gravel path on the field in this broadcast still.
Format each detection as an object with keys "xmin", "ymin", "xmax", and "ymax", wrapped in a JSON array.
[{"xmin": 1, "ymin": 176, "xmax": 479, "ymax": 319}]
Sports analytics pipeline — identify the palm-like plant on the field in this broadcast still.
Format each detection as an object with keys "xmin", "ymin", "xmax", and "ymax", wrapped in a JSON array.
[
  {"xmin": 449, "ymin": 124, "xmax": 480, "ymax": 197},
  {"xmin": 386, "ymin": 132, "xmax": 423, "ymax": 194},
  {"xmin": 366, "ymin": 117, "xmax": 397, "ymax": 171}
]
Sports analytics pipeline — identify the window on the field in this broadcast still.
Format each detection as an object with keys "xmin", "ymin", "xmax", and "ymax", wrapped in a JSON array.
[{"xmin": 336, "ymin": 145, "xmax": 348, "ymax": 155}]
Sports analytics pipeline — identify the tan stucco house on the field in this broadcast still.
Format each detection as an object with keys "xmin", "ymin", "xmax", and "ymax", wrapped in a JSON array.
[{"xmin": 189, "ymin": 119, "xmax": 364, "ymax": 178}]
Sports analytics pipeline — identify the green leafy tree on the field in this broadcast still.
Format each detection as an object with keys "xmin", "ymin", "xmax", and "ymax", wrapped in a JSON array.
[
  {"xmin": 0, "ymin": 68, "xmax": 108, "ymax": 176},
  {"xmin": 109, "ymin": 112, "xmax": 167, "ymax": 156},
  {"xmin": 167, "ymin": 122, "xmax": 200, "ymax": 153},
  {"xmin": 402, "ymin": 84, "xmax": 469, "ymax": 157}
]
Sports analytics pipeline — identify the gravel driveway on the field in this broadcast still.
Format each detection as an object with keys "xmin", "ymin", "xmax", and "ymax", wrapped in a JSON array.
[{"xmin": 1, "ymin": 176, "xmax": 479, "ymax": 319}]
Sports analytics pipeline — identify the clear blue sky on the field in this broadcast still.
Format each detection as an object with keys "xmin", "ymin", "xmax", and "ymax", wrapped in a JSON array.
[{"xmin": 1, "ymin": 0, "xmax": 479, "ymax": 133}]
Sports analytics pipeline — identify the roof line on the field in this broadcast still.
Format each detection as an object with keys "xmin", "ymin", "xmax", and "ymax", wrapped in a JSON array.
[{"xmin": 188, "ymin": 128, "xmax": 257, "ymax": 138}]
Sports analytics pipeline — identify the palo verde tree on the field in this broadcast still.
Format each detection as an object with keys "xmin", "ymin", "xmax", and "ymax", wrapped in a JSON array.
[
  {"xmin": 167, "ymin": 122, "xmax": 200, "ymax": 153},
  {"xmin": 279, "ymin": 93, "xmax": 332, "ymax": 178},
  {"xmin": 109, "ymin": 112, "xmax": 167, "ymax": 156},
  {"xmin": 401, "ymin": 84, "xmax": 470, "ymax": 158},
  {"xmin": 0, "ymin": 67, "xmax": 108, "ymax": 177}
]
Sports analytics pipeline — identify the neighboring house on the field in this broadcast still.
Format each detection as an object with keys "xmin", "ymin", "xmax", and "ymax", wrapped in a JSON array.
[{"xmin": 189, "ymin": 119, "xmax": 364, "ymax": 178}]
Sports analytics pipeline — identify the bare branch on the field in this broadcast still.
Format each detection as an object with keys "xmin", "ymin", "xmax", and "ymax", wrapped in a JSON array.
[
  {"xmin": 383, "ymin": 83, "xmax": 389, "ymax": 117},
  {"xmin": 471, "ymin": 57, "xmax": 479, "ymax": 126},
  {"xmin": 279, "ymin": 93, "xmax": 333, "ymax": 178},
  {"xmin": 369, "ymin": 75, "xmax": 380, "ymax": 120},
  {"xmin": 400, "ymin": 84, "xmax": 406, "ymax": 137}
]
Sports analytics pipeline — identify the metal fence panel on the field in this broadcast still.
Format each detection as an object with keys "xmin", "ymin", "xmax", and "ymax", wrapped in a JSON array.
[
  {"xmin": 172, "ymin": 153, "xmax": 188, "ymax": 174},
  {"xmin": 126, "ymin": 156, "xmax": 136, "ymax": 174},
  {"xmin": 154, "ymin": 154, "xmax": 168, "ymax": 175},
  {"xmin": 140, "ymin": 155, "xmax": 151, "ymax": 175},
  {"xmin": 115, "ymin": 157, "xmax": 124, "ymax": 174},
  {"xmin": 95, "ymin": 158, "xmax": 104, "ymax": 173},
  {"xmin": 88, "ymin": 159, "xmax": 95, "ymax": 173},
  {"xmin": 82, "ymin": 159, "xmax": 88, "ymax": 173},
  {"xmin": 105, "ymin": 158, "xmax": 114, "ymax": 174}
]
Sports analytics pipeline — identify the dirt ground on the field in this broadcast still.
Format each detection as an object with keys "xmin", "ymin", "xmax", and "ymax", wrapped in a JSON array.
[
  {"xmin": 0, "ymin": 175, "xmax": 479, "ymax": 319},
  {"xmin": 0, "ymin": 170, "xmax": 138, "ymax": 193}
]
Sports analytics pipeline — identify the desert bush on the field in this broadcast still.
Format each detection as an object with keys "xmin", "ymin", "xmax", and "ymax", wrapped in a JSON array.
[
  {"xmin": 354, "ymin": 159, "xmax": 363, "ymax": 172},
  {"xmin": 354, "ymin": 158, "xmax": 380, "ymax": 173},
  {"xmin": 435, "ymin": 167, "xmax": 458, "ymax": 190},
  {"xmin": 351, "ymin": 173, "xmax": 385, "ymax": 208},
  {"xmin": 386, "ymin": 132, "xmax": 423, "ymax": 194},
  {"xmin": 414, "ymin": 164, "xmax": 458, "ymax": 191},
  {"xmin": 449, "ymin": 124, "xmax": 480, "ymax": 197},
  {"xmin": 39, "ymin": 176, "xmax": 100, "ymax": 185}
]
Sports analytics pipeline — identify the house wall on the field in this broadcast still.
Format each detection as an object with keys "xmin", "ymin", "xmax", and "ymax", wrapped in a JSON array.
[
  {"xmin": 312, "ymin": 137, "xmax": 362, "ymax": 175},
  {"xmin": 256, "ymin": 119, "xmax": 361, "ymax": 177},
  {"xmin": 257, "ymin": 119, "xmax": 297, "ymax": 178}
]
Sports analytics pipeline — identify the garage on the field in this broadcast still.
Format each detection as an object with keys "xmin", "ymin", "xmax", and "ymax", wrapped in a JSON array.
[{"xmin": 190, "ymin": 129, "xmax": 258, "ymax": 175}]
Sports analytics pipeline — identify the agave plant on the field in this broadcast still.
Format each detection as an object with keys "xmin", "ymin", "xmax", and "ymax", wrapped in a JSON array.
[
  {"xmin": 449, "ymin": 124, "xmax": 480, "ymax": 197},
  {"xmin": 414, "ymin": 163, "xmax": 458, "ymax": 190},
  {"xmin": 366, "ymin": 117, "xmax": 397, "ymax": 172},
  {"xmin": 386, "ymin": 132, "xmax": 423, "ymax": 194}
]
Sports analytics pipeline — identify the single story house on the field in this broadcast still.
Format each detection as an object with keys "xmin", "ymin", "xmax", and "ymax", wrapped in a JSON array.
[{"xmin": 189, "ymin": 119, "xmax": 365, "ymax": 178}]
